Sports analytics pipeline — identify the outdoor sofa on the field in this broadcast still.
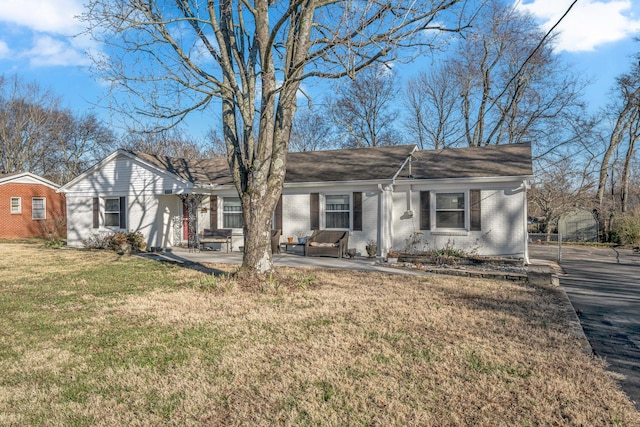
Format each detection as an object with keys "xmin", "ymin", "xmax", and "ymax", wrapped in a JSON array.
[{"xmin": 305, "ymin": 230, "xmax": 349, "ymax": 258}]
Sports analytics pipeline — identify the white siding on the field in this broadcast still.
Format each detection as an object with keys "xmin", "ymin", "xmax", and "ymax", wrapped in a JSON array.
[
  {"xmin": 65, "ymin": 195, "xmax": 94, "ymax": 247},
  {"xmin": 63, "ymin": 154, "xmax": 186, "ymax": 249},
  {"xmin": 63, "ymin": 154, "xmax": 185, "ymax": 196}
]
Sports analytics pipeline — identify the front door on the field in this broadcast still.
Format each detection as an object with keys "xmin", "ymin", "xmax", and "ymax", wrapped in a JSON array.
[{"xmin": 182, "ymin": 202, "xmax": 189, "ymax": 240}]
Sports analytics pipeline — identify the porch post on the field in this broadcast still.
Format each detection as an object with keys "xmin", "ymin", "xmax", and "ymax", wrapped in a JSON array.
[{"xmin": 379, "ymin": 184, "xmax": 394, "ymax": 257}]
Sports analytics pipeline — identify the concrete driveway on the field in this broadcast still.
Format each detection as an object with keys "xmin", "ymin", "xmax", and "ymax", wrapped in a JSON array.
[{"xmin": 529, "ymin": 244, "xmax": 640, "ymax": 410}]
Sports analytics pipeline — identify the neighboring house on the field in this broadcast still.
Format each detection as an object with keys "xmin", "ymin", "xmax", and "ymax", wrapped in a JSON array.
[
  {"xmin": 558, "ymin": 209, "xmax": 598, "ymax": 242},
  {"xmin": 58, "ymin": 143, "xmax": 533, "ymax": 261},
  {"xmin": 0, "ymin": 172, "xmax": 66, "ymax": 239}
]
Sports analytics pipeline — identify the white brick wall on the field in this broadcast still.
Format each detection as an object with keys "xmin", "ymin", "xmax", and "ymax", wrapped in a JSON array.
[{"xmin": 391, "ymin": 183, "xmax": 526, "ymax": 258}]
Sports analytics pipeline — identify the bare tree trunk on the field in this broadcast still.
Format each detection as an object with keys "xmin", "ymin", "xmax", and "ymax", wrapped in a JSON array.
[
  {"xmin": 620, "ymin": 105, "xmax": 639, "ymax": 213},
  {"xmin": 598, "ymin": 87, "xmax": 640, "ymax": 210}
]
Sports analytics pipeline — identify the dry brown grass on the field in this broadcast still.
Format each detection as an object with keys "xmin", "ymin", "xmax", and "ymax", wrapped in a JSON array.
[{"xmin": 0, "ymin": 243, "xmax": 638, "ymax": 426}]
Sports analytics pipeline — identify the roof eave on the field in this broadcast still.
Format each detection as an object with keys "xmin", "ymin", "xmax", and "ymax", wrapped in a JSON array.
[
  {"xmin": 394, "ymin": 174, "xmax": 534, "ymax": 185},
  {"xmin": 0, "ymin": 172, "xmax": 60, "ymax": 190}
]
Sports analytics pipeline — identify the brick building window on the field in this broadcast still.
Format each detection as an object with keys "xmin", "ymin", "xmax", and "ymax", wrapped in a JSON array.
[
  {"xmin": 10, "ymin": 197, "xmax": 21, "ymax": 214},
  {"xmin": 32, "ymin": 197, "xmax": 46, "ymax": 220}
]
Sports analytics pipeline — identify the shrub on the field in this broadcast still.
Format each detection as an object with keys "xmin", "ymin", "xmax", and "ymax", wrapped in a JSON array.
[
  {"xmin": 83, "ymin": 231, "xmax": 147, "ymax": 253},
  {"xmin": 429, "ymin": 240, "xmax": 467, "ymax": 266},
  {"xmin": 610, "ymin": 214, "xmax": 640, "ymax": 246},
  {"xmin": 39, "ymin": 216, "xmax": 66, "ymax": 247},
  {"xmin": 83, "ymin": 233, "xmax": 110, "ymax": 249}
]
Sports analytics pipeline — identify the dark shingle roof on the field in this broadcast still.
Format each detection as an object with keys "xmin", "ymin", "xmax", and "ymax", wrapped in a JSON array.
[
  {"xmin": 285, "ymin": 145, "xmax": 416, "ymax": 182},
  {"xmin": 403, "ymin": 143, "xmax": 532, "ymax": 180},
  {"xmin": 131, "ymin": 151, "xmax": 215, "ymax": 185},
  {"xmin": 131, "ymin": 143, "xmax": 532, "ymax": 187}
]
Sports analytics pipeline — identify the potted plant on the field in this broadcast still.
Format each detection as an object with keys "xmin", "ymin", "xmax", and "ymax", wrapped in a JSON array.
[
  {"xmin": 287, "ymin": 236, "xmax": 294, "ymax": 244},
  {"xmin": 365, "ymin": 239, "xmax": 377, "ymax": 258},
  {"xmin": 386, "ymin": 250, "xmax": 399, "ymax": 263},
  {"xmin": 296, "ymin": 231, "xmax": 308, "ymax": 244}
]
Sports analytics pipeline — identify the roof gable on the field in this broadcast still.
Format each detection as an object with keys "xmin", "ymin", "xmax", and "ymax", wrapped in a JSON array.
[
  {"xmin": 58, "ymin": 150, "xmax": 193, "ymax": 192},
  {"xmin": 0, "ymin": 172, "xmax": 60, "ymax": 190}
]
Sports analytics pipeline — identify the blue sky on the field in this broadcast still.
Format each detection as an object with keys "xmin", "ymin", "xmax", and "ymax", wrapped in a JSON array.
[{"xmin": 0, "ymin": 0, "xmax": 639, "ymax": 139}]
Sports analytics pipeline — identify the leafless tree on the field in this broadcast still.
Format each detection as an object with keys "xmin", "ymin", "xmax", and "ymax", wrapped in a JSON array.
[
  {"xmin": 289, "ymin": 106, "xmax": 334, "ymax": 152},
  {"xmin": 404, "ymin": 64, "xmax": 460, "ymax": 149},
  {"xmin": 529, "ymin": 158, "xmax": 594, "ymax": 241},
  {"xmin": 83, "ymin": 0, "xmax": 471, "ymax": 274},
  {"xmin": 329, "ymin": 66, "xmax": 401, "ymax": 147},
  {"xmin": 405, "ymin": 0, "xmax": 584, "ymax": 150},
  {"xmin": 0, "ymin": 75, "xmax": 112, "ymax": 184},
  {"xmin": 596, "ymin": 49, "xmax": 640, "ymax": 215},
  {"xmin": 0, "ymin": 75, "xmax": 60, "ymax": 176},
  {"xmin": 46, "ymin": 111, "xmax": 115, "ymax": 183},
  {"xmin": 124, "ymin": 127, "xmax": 207, "ymax": 161}
]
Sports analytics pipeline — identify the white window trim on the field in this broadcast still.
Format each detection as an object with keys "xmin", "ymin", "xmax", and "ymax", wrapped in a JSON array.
[
  {"xmin": 222, "ymin": 196, "xmax": 243, "ymax": 230},
  {"xmin": 10, "ymin": 197, "xmax": 21, "ymax": 214},
  {"xmin": 31, "ymin": 197, "xmax": 46, "ymax": 220},
  {"xmin": 431, "ymin": 190, "xmax": 469, "ymax": 232},
  {"xmin": 104, "ymin": 197, "xmax": 121, "ymax": 228},
  {"xmin": 321, "ymin": 193, "xmax": 352, "ymax": 231}
]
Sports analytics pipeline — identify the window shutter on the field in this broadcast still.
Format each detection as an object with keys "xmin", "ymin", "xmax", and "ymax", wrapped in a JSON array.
[
  {"xmin": 420, "ymin": 191, "xmax": 431, "ymax": 230},
  {"xmin": 470, "ymin": 189, "xmax": 481, "ymax": 231},
  {"xmin": 353, "ymin": 192, "xmax": 362, "ymax": 231},
  {"xmin": 92, "ymin": 197, "xmax": 99, "ymax": 229},
  {"xmin": 119, "ymin": 196, "xmax": 127, "ymax": 229},
  {"xmin": 274, "ymin": 195, "xmax": 283, "ymax": 231},
  {"xmin": 210, "ymin": 196, "xmax": 218, "ymax": 230},
  {"xmin": 310, "ymin": 193, "xmax": 319, "ymax": 230}
]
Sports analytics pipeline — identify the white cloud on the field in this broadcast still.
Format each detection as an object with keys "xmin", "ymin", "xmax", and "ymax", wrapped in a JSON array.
[
  {"xmin": 0, "ymin": 0, "xmax": 98, "ymax": 67},
  {"xmin": 516, "ymin": 0, "xmax": 640, "ymax": 52},
  {"xmin": 23, "ymin": 35, "xmax": 90, "ymax": 67},
  {"xmin": 0, "ymin": 40, "xmax": 10, "ymax": 58},
  {"xmin": 0, "ymin": 0, "xmax": 84, "ymax": 35}
]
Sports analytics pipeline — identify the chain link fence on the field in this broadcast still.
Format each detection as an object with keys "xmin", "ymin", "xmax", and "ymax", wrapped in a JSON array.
[{"xmin": 528, "ymin": 233, "xmax": 563, "ymax": 262}]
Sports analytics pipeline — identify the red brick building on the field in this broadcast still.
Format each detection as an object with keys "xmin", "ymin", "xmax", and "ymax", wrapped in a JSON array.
[{"xmin": 0, "ymin": 172, "xmax": 66, "ymax": 239}]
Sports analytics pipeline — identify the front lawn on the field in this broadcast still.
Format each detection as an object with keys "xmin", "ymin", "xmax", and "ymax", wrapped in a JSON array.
[{"xmin": 0, "ymin": 243, "xmax": 637, "ymax": 426}]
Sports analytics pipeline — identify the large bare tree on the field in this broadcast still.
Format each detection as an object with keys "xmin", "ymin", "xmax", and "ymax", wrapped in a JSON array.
[
  {"xmin": 0, "ymin": 75, "xmax": 59, "ymax": 176},
  {"xmin": 404, "ymin": 64, "xmax": 459, "ymax": 149},
  {"xmin": 0, "ymin": 75, "xmax": 113, "ymax": 184},
  {"xmin": 289, "ymin": 106, "xmax": 334, "ymax": 152},
  {"xmin": 596, "ymin": 49, "xmax": 640, "ymax": 214},
  {"xmin": 403, "ymin": 0, "xmax": 584, "ymax": 150},
  {"xmin": 83, "ymin": 0, "xmax": 469, "ymax": 274},
  {"xmin": 328, "ymin": 66, "xmax": 400, "ymax": 147}
]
